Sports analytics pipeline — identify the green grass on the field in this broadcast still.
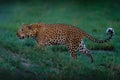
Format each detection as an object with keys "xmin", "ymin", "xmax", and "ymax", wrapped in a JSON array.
[{"xmin": 0, "ymin": 0, "xmax": 120, "ymax": 80}]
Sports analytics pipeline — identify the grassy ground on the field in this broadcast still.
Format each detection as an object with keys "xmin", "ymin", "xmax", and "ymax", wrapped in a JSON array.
[{"xmin": 0, "ymin": 0, "xmax": 120, "ymax": 80}]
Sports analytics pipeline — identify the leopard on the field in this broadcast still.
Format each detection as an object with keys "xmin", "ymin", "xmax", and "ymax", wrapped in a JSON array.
[{"xmin": 17, "ymin": 23, "xmax": 114, "ymax": 63}]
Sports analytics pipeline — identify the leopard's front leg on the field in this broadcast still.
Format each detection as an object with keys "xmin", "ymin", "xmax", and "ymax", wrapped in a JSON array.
[{"xmin": 36, "ymin": 37, "xmax": 49, "ymax": 52}]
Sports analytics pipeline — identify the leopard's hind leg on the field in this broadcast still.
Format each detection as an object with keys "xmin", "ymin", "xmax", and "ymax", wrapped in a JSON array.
[
  {"xmin": 67, "ymin": 45, "xmax": 78, "ymax": 59},
  {"xmin": 79, "ymin": 40, "xmax": 93, "ymax": 63},
  {"xmin": 66, "ymin": 39, "xmax": 80, "ymax": 59}
]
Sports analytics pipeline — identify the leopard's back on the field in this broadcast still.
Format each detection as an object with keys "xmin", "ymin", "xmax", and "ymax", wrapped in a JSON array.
[{"xmin": 38, "ymin": 24, "xmax": 84, "ymax": 45}]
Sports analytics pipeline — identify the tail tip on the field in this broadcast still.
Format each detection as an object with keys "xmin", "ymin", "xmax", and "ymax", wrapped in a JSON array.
[{"xmin": 106, "ymin": 27, "xmax": 115, "ymax": 35}]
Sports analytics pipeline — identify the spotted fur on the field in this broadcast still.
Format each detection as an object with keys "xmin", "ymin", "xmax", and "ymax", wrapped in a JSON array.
[{"xmin": 17, "ymin": 23, "xmax": 114, "ymax": 63}]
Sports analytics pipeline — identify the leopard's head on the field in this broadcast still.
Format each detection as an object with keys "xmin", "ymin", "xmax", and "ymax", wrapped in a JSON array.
[{"xmin": 17, "ymin": 24, "xmax": 38, "ymax": 39}]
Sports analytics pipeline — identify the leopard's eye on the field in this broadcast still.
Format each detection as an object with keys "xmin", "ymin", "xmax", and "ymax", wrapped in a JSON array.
[{"xmin": 21, "ymin": 29, "xmax": 23, "ymax": 31}]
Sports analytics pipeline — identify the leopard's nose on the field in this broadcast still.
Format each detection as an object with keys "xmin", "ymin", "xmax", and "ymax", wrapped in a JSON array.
[{"xmin": 16, "ymin": 32, "xmax": 20, "ymax": 37}]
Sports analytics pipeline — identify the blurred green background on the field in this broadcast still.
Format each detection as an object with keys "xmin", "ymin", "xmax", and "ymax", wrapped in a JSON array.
[{"xmin": 0, "ymin": 0, "xmax": 120, "ymax": 80}]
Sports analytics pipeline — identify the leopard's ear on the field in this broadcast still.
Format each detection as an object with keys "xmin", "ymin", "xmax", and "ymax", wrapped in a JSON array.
[
  {"xmin": 38, "ymin": 22, "xmax": 45, "ymax": 27},
  {"xmin": 22, "ymin": 23, "xmax": 27, "ymax": 26}
]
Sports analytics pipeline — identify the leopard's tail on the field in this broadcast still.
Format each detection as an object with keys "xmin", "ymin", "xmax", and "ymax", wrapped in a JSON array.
[{"xmin": 84, "ymin": 28, "xmax": 115, "ymax": 43}]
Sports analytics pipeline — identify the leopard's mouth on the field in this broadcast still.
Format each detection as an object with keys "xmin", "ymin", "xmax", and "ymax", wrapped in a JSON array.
[
  {"xmin": 19, "ymin": 36, "xmax": 25, "ymax": 39},
  {"xmin": 16, "ymin": 32, "xmax": 25, "ymax": 39}
]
